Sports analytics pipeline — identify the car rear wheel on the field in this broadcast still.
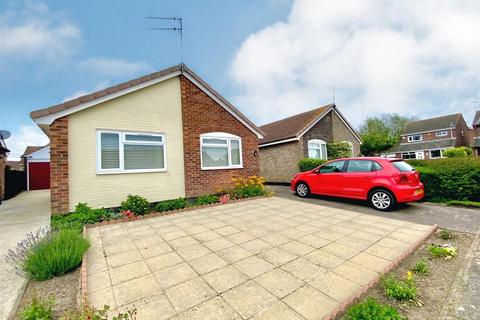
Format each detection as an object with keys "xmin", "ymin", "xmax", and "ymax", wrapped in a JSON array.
[
  {"xmin": 296, "ymin": 182, "xmax": 310, "ymax": 198},
  {"xmin": 369, "ymin": 189, "xmax": 396, "ymax": 211}
]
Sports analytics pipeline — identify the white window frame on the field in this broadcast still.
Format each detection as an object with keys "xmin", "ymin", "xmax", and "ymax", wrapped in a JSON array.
[
  {"xmin": 342, "ymin": 141, "xmax": 354, "ymax": 157},
  {"xmin": 200, "ymin": 132, "xmax": 243, "ymax": 170},
  {"xmin": 407, "ymin": 134, "xmax": 422, "ymax": 142},
  {"xmin": 401, "ymin": 152, "xmax": 417, "ymax": 159},
  {"xmin": 96, "ymin": 130, "xmax": 167, "ymax": 174},
  {"xmin": 308, "ymin": 139, "xmax": 328, "ymax": 160},
  {"xmin": 436, "ymin": 131, "xmax": 448, "ymax": 137},
  {"xmin": 430, "ymin": 149, "xmax": 444, "ymax": 159}
]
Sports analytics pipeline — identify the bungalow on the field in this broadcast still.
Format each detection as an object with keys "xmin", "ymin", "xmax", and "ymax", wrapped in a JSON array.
[
  {"xmin": 258, "ymin": 104, "xmax": 362, "ymax": 183},
  {"xmin": 389, "ymin": 113, "xmax": 470, "ymax": 160},
  {"xmin": 30, "ymin": 64, "xmax": 264, "ymax": 214}
]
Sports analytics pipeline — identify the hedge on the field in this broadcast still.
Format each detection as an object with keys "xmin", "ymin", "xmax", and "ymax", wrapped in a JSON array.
[
  {"xmin": 407, "ymin": 158, "xmax": 480, "ymax": 202},
  {"xmin": 298, "ymin": 158, "xmax": 327, "ymax": 172}
]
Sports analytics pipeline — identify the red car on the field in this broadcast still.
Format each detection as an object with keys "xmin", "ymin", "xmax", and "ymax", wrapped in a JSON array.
[{"xmin": 291, "ymin": 157, "xmax": 424, "ymax": 211}]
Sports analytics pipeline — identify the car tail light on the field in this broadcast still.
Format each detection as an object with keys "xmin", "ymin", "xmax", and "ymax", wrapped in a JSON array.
[{"xmin": 395, "ymin": 174, "xmax": 409, "ymax": 184}]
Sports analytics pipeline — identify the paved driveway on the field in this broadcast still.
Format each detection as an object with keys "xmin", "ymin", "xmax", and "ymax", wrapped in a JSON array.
[
  {"xmin": 0, "ymin": 190, "xmax": 51, "ymax": 320},
  {"xmin": 270, "ymin": 185, "xmax": 480, "ymax": 233},
  {"xmin": 86, "ymin": 197, "xmax": 434, "ymax": 320}
]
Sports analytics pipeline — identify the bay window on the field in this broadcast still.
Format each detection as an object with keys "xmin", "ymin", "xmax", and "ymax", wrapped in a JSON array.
[
  {"xmin": 200, "ymin": 132, "xmax": 242, "ymax": 169},
  {"xmin": 97, "ymin": 130, "xmax": 166, "ymax": 173}
]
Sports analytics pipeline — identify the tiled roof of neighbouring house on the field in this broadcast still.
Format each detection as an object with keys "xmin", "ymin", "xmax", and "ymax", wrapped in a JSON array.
[
  {"xmin": 402, "ymin": 113, "xmax": 461, "ymax": 135},
  {"xmin": 21, "ymin": 145, "xmax": 49, "ymax": 157},
  {"xmin": 390, "ymin": 139, "xmax": 456, "ymax": 152},
  {"xmin": 259, "ymin": 104, "xmax": 334, "ymax": 144},
  {"xmin": 30, "ymin": 64, "xmax": 264, "ymax": 138},
  {"xmin": 473, "ymin": 111, "xmax": 480, "ymax": 127}
]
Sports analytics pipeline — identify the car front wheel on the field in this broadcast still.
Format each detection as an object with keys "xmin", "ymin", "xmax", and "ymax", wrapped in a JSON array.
[
  {"xmin": 296, "ymin": 182, "xmax": 310, "ymax": 198},
  {"xmin": 369, "ymin": 189, "xmax": 396, "ymax": 211}
]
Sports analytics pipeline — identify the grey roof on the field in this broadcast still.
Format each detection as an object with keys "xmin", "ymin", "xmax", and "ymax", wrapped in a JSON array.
[
  {"xmin": 402, "ymin": 113, "xmax": 461, "ymax": 135},
  {"xmin": 473, "ymin": 111, "xmax": 480, "ymax": 127},
  {"xmin": 390, "ymin": 139, "xmax": 456, "ymax": 152}
]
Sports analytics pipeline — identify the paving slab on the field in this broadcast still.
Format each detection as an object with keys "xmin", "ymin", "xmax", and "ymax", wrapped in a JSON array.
[{"xmin": 86, "ymin": 197, "xmax": 435, "ymax": 319}]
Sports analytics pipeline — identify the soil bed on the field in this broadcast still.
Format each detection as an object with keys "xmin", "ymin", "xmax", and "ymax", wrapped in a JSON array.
[
  {"xmin": 14, "ymin": 269, "xmax": 80, "ymax": 319},
  {"xmin": 343, "ymin": 230, "xmax": 474, "ymax": 319}
]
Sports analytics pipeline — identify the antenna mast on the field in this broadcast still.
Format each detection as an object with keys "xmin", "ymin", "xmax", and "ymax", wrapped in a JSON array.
[{"xmin": 147, "ymin": 16, "xmax": 184, "ymax": 64}]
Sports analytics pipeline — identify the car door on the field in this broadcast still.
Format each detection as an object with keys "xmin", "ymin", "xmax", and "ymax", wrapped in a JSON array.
[
  {"xmin": 342, "ymin": 160, "xmax": 379, "ymax": 199},
  {"xmin": 310, "ymin": 160, "xmax": 346, "ymax": 196}
]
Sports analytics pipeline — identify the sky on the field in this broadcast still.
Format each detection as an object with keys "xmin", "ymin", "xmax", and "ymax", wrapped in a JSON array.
[{"xmin": 1, "ymin": 0, "xmax": 480, "ymax": 160}]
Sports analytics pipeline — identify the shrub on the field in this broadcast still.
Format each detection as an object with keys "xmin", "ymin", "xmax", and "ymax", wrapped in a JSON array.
[
  {"xmin": 408, "ymin": 158, "xmax": 480, "ymax": 202},
  {"xmin": 382, "ymin": 273, "xmax": 416, "ymax": 301},
  {"xmin": 155, "ymin": 197, "xmax": 188, "ymax": 212},
  {"xmin": 231, "ymin": 176, "xmax": 267, "ymax": 198},
  {"xmin": 429, "ymin": 244, "xmax": 456, "ymax": 259},
  {"xmin": 195, "ymin": 194, "xmax": 219, "ymax": 206},
  {"xmin": 20, "ymin": 295, "xmax": 54, "ymax": 320},
  {"xmin": 438, "ymin": 229, "xmax": 454, "ymax": 240},
  {"xmin": 61, "ymin": 303, "xmax": 136, "ymax": 320},
  {"xmin": 346, "ymin": 298, "xmax": 406, "ymax": 320},
  {"xmin": 446, "ymin": 200, "xmax": 480, "ymax": 208},
  {"xmin": 121, "ymin": 194, "xmax": 150, "ymax": 215},
  {"xmin": 327, "ymin": 141, "xmax": 353, "ymax": 159},
  {"xmin": 51, "ymin": 203, "xmax": 110, "ymax": 230},
  {"xmin": 298, "ymin": 158, "xmax": 327, "ymax": 172},
  {"xmin": 411, "ymin": 259, "xmax": 429, "ymax": 275},
  {"xmin": 23, "ymin": 229, "xmax": 90, "ymax": 280},
  {"xmin": 443, "ymin": 146, "xmax": 473, "ymax": 158}
]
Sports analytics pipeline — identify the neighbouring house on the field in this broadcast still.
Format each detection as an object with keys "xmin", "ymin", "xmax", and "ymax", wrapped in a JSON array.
[
  {"xmin": 472, "ymin": 111, "xmax": 480, "ymax": 157},
  {"xmin": 30, "ymin": 64, "xmax": 264, "ymax": 214},
  {"xmin": 6, "ymin": 160, "xmax": 23, "ymax": 171},
  {"xmin": 389, "ymin": 113, "xmax": 470, "ymax": 160},
  {"xmin": 258, "ymin": 104, "xmax": 362, "ymax": 183},
  {"xmin": 22, "ymin": 145, "xmax": 50, "ymax": 190}
]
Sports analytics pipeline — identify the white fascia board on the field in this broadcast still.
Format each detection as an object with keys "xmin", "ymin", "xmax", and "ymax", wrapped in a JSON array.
[
  {"xmin": 259, "ymin": 137, "xmax": 299, "ymax": 148},
  {"xmin": 182, "ymin": 72, "xmax": 264, "ymax": 139},
  {"xmin": 33, "ymin": 71, "xmax": 182, "ymax": 125}
]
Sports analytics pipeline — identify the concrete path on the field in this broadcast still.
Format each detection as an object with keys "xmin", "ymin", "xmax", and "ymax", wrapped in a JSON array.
[
  {"xmin": 270, "ymin": 185, "xmax": 480, "ymax": 233},
  {"xmin": 0, "ymin": 190, "xmax": 51, "ymax": 320},
  {"xmin": 86, "ymin": 197, "xmax": 434, "ymax": 320}
]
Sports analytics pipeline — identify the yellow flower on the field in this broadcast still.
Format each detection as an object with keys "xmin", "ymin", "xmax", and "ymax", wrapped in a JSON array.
[{"xmin": 406, "ymin": 271, "xmax": 413, "ymax": 281}]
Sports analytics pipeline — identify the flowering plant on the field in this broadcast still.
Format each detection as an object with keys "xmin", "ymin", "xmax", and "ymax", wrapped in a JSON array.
[
  {"xmin": 121, "ymin": 210, "xmax": 136, "ymax": 220},
  {"xmin": 219, "ymin": 194, "xmax": 230, "ymax": 204},
  {"xmin": 231, "ymin": 175, "xmax": 267, "ymax": 199}
]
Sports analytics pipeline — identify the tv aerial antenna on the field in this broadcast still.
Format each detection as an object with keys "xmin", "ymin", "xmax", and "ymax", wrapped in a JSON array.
[{"xmin": 146, "ymin": 16, "xmax": 184, "ymax": 64}]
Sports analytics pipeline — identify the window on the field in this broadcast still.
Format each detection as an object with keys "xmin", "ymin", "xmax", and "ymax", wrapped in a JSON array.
[
  {"xmin": 436, "ymin": 131, "xmax": 448, "ymax": 137},
  {"xmin": 97, "ymin": 131, "xmax": 165, "ymax": 173},
  {"xmin": 319, "ymin": 160, "xmax": 346, "ymax": 173},
  {"xmin": 430, "ymin": 149, "xmax": 444, "ymax": 159},
  {"xmin": 391, "ymin": 161, "xmax": 415, "ymax": 172},
  {"xmin": 407, "ymin": 134, "xmax": 422, "ymax": 142},
  {"xmin": 346, "ymin": 160, "xmax": 376, "ymax": 173},
  {"xmin": 401, "ymin": 152, "xmax": 416, "ymax": 159},
  {"xmin": 308, "ymin": 139, "xmax": 327, "ymax": 160},
  {"xmin": 200, "ymin": 132, "xmax": 242, "ymax": 169}
]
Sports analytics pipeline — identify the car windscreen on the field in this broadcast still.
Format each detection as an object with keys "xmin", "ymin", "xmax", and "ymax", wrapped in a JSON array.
[{"xmin": 391, "ymin": 161, "xmax": 415, "ymax": 172}]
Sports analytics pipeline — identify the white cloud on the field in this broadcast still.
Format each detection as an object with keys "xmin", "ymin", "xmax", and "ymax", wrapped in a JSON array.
[
  {"xmin": 5, "ymin": 125, "xmax": 49, "ymax": 160},
  {"xmin": 0, "ymin": 2, "xmax": 80, "ymax": 61},
  {"xmin": 79, "ymin": 57, "xmax": 152, "ymax": 77},
  {"xmin": 230, "ymin": 0, "xmax": 480, "ymax": 126}
]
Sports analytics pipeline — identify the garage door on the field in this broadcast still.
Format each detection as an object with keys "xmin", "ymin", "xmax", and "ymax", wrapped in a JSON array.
[{"xmin": 29, "ymin": 162, "xmax": 50, "ymax": 190}]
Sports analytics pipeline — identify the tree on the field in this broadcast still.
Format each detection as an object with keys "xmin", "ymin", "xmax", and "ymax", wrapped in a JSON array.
[
  {"xmin": 359, "ymin": 117, "xmax": 396, "ymax": 156},
  {"xmin": 381, "ymin": 113, "xmax": 416, "ymax": 140},
  {"xmin": 327, "ymin": 142, "xmax": 353, "ymax": 159}
]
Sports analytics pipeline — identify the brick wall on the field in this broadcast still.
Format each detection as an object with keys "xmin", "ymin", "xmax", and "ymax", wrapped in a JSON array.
[
  {"xmin": 50, "ymin": 117, "xmax": 69, "ymax": 214},
  {"xmin": 260, "ymin": 141, "xmax": 303, "ymax": 183},
  {"xmin": 180, "ymin": 76, "xmax": 260, "ymax": 197},
  {"xmin": 300, "ymin": 112, "xmax": 333, "ymax": 157},
  {"xmin": 331, "ymin": 111, "xmax": 361, "ymax": 156},
  {"xmin": 0, "ymin": 153, "xmax": 5, "ymax": 201}
]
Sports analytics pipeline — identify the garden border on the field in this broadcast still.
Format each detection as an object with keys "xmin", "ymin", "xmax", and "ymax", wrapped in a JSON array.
[
  {"xmin": 324, "ymin": 223, "xmax": 438, "ymax": 320},
  {"xmin": 79, "ymin": 195, "xmax": 270, "ymax": 302}
]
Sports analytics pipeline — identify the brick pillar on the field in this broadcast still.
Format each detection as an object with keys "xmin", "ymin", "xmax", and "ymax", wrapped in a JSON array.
[
  {"xmin": 0, "ymin": 153, "xmax": 5, "ymax": 201},
  {"xmin": 50, "ymin": 117, "xmax": 69, "ymax": 214}
]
